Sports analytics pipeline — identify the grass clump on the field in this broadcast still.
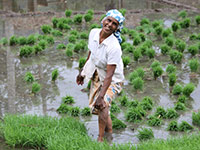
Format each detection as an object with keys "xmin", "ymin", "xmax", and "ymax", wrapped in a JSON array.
[
  {"xmin": 140, "ymin": 18, "xmax": 150, "ymax": 26},
  {"xmin": 178, "ymin": 95, "xmax": 187, "ymax": 103},
  {"xmin": 65, "ymin": 48, "xmax": 73, "ymax": 57},
  {"xmin": 32, "ymin": 82, "xmax": 41, "ymax": 94},
  {"xmin": 179, "ymin": 121, "xmax": 193, "ymax": 132},
  {"xmin": 112, "ymin": 117, "xmax": 127, "ymax": 130},
  {"xmin": 84, "ymin": 14, "xmax": 93, "ymax": 22},
  {"xmin": 51, "ymin": 69, "xmax": 59, "ymax": 81},
  {"xmin": 81, "ymin": 107, "xmax": 91, "ymax": 116},
  {"xmin": 125, "ymin": 107, "xmax": 145, "ymax": 123},
  {"xmin": 146, "ymin": 48, "xmax": 155, "ymax": 59},
  {"xmin": 154, "ymin": 26, "xmax": 163, "ymax": 36},
  {"xmin": 165, "ymin": 37, "xmax": 174, "ymax": 47},
  {"xmin": 166, "ymin": 108, "xmax": 179, "ymax": 119},
  {"xmin": 188, "ymin": 45, "xmax": 198, "ymax": 56},
  {"xmin": 9, "ymin": 35, "xmax": 18, "ymax": 46},
  {"xmin": 178, "ymin": 10, "xmax": 187, "ymax": 18},
  {"xmin": 38, "ymin": 40, "xmax": 47, "ymax": 50},
  {"xmin": 133, "ymin": 48, "xmax": 142, "ymax": 61},
  {"xmin": 166, "ymin": 64, "xmax": 176, "ymax": 74},
  {"xmin": 152, "ymin": 66, "xmax": 163, "ymax": 80},
  {"xmin": 139, "ymin": 96, "xmax": 153, "ymax": 111},
  {"xmin": 51, "ymin": 29, "xmax": 63, "ymax": 37},
  {"xmin": 133, "ymin": 36, "xmax": 141, "ymax": 46},
  {"xmin": 80, "ymin": 32, "xmax": 88, "ymax": 39},
  {"xmin": 175, "ymin": 102, "xmax": 186, "ymax": 111},
  {"xmin": 167, "ymin": 120, "xmax": 179, "ymax": 131},
  {"xmin": 147, "ymin": 115, "xmax": 162, "ymax": 126},
  {"xmin": 18, "ymin": 36, "xmax": 27, "ymax": 45},
  {"xmin": 52, "ymin": 17, "xmax": 59, "ymax": 28},
  {"xmin": 20, "ymin": 45, "xmax": 33, "ymax": 57},
  {"xmin": 73, "ymin": 14, "xmax": 83, "ymax": 24},
  {"xmin": 192, "ymin": 111, "xmax": 200, "ymax": 127},
  {"xmin": 122, "ymin": 56, "xmax": 130, "ymax": 67},
  {"xmin": 56, "ymin": 43, "xmax": 66, "ymax": 50},
  {"xmin": 118, "ymin": 95, "xmax": 129, "ymax": 107},
  {"xmin": 160, "ymin": 44, "xmax": 170, "ymax": 55},
  {"xmin": 68, "ymin": 35, "xmax": 76, "ymax": 43},
  {"xmin": 62, "ymin": 95, "xmax": 75, "ymax": 104},
  {"xmin": 183, "ymin": 83, "xmax": 195, "ymax": 97},
  {"xmin": 119, "ymin": 8, "xmax": 126, "ymax": 16},
  {"xmin": 78, "ymin": 57, "xmax": 86, "ymax": 69},
  {"xmin": 41, "ymin": 25, "xmax": 52, "ymax": 34},
  {"xmin": 195, "ymin": 15, "xmax": 200, "ymax": 25},
  {"xmin": 180, "ymin": 18, "xmax": 191, "ymax": 28},
  {"xmin": 189, "ymin": 58, "xmax": 199, "ymax": 72},
  {"xmin": 162, "ymin": 28, "xmax": 172, "ymax": 38},
  {"xmin": 110, "ymin": 101, "xmax": 121, "ymax": 113},
  {"xmin": 24, "ymin": 72, "xmax": 35, "ymax": 83},
  {"xmin": 128, "ymin": 100, "xmax": 139, "ymax": 108},
  {"xmin": 0, "ymin": 37, "xmax": 8, "ymax": 45},
  {"xmin": 137, "ymin": 128, "xmax": 154, "ymax": 141},
  {"xmin": 26, "ymin": 34, "xmax": 36, "ymax": 45},
  {"xmin": 171, "ymin": 21, "xmax": 180, "ymax": 32},
  {"xmin": 175, "ymin": 39, "xmax": 186, "ymax": 53},
  {"xmin": 57, "ymin": 103, "xmax": 71, "ymax": 113},
  {"xmin": 131, "ymin": 77, "xmax": 144, "ymax": 91},
  {"xmin": 172, "ymin": 84, "xmax": 183, "ymax": 95}
]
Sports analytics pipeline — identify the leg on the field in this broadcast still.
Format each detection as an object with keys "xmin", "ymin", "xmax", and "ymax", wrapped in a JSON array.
[
  {"xmin": 105, "ymin": 115, "xmax": 112, "ymax": 133},
  {"xmin": 98, "ymin": 106, "xmax": 109, "ymax": 142}
]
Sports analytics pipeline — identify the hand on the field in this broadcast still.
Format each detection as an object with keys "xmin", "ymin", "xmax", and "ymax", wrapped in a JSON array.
[
  {"xmin": 94, "ymin": 96, "xmax": 106, "ymax": 110},
  {"xmin": 76, "ymin": 74, "xmax": 84, "ymax": 85}
]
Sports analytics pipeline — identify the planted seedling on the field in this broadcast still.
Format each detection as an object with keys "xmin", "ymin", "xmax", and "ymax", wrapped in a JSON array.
[
  {"xmin": 160, "ymin": 44, "xmax": 170, "ymax": 55},
  {"xmin": 133, "ymin": 48, "xmax": 142, "ymax": 61},
  {"xmin": 189, "ymin": 34, "xmax": 198, "ymax": 40},
  {"xmin": 32, "ymin": 82, "xmax": 41, "ymax": 94},
  {"xmin": 41, "ymin": 25, "xmax": 52, "ymax": 34},
  {"xmin": 118, "ymin": 95, "xmax": 129, "ymax": 107},
  {"xmin": 78, "ymin": 57, "xmax": 86, "ymax": 69},
  {"xmin": 90, "ymin": 23, "xmax": 101, "ymax": 29},
  {"xmin": 81, "ymin": 107, "xmax": 91, "ymax": 116},
  {"xmin": 125, "ymin": 107, "xmax": 144, "ymax": 123},
  {"xmin": 152, "ymin": 66, "xmax": 163, "ymax": 80},
  {"xmin": 152, "ymin": 20, "xmax": 163, "ymax": 28},
  {"xmin": 62, "ymin": 95, "xmax": 75, "ymax": 104},
  {"xmin": 128, "ymin": 100, "xmax": 139, "ymax": 108},
  {"xmin": 65, "ymin": 9, "xmax": 72, "ymax": 17},
  {"xmin": 65, "ymin": 48, "xmax": 73, "ymax": 57},
  {"xmin": 46, "ymin": 36, "xmax": 54, "ymax": 45},
  {"xmin": 80, "ymin": 32, "xmax": 88, "ymax": 39},
  {"xmin": 169, "ymin": 50, "xmax": 183, "ymax": 64},
  {"xmin": 112, "ymin": 116, "xmax": 127, "ymax": 130},
  {"xmin": 143, "ymin": 39, "xmax": 153, "ymax": 48},
  {"xmin": 179, "ymin": 121, "xmax": 193, "ymax": 131},
  {"xmin": 56, "ymin": 43, "xmax": 66, "ymax": 50},
  {"xmin": 52, "ymin": 69, "xmax": 59, "ymax": 81},
  {"xmin": 139, "ymin": 33, "xmax": 145, "ymax": 42},
  {"xmin": 26, "ymin": 34, "xmax": 36, "ymax": 45},
  {"xmin": 166, "ymin": 108, "xmax": 179, "ymax": 119},
  {"xmin": 119, "ymin": 8, "xmax": 126, "ymax": 16},
  {"xmin": 0, "ymin": 37, "xmax": 8, "ymax": 45},
  {"xmin": 155, "ymin": 106, "xmax": 166, "ymax": 119},
  {"xmin": 175, "ymin": 39, "xmax": 186, "ymax": 53},
  {"xmin": 195, "ymin": 15, "xmax": 200, "ymax": 25},
  {"xmin": 180, "ymin": 18, "xmax": 191, "ymax": 28},
  {"xmin": 131, "ymin": 77, "xmax": 144, "ymax": 91},
  {"xmin": 9, "ymin": 35, "xmax": 18, "ymax": 46},
  {"xmin": 165, "ymin": 37, "xmax": 174, "ymax": 47},
  {"xmin": 146, "ymin": 48, "xmax": 155, "ymax": 59},
  {"xmin": 129, "ymin": 71, "xmax": 139, "ymax": 82},
  {"xmin": 151, "ymin": 60, "xmax": 161, "ymax": 69},
  {"xmin": 178, "ymin": 10, "xmax": 187, "ymax": 18},
  {"xmin": 51, "ymin": 29, "xmax": 63, "ymax": 37},
  {"xmin": 20, "ymin": 45, "xmax": 33, "ymax": 57},
  {"xmin": 147, "ymin": 115, "xmax": 162, "ymax": 126},
  {"xmin": 154, "ymin": 26, "xmax": 163, "ymax": 36},
  {"xmin": 171, "ymin": 22, "xmax": 180, "ymax": 32},
  {"xmin": 183, "ymin": 83, "xmax": 195, "ymax": 97},
  {"xmin": 68, "ymin": 35, "xmax": 76, "ymax": 43},
  {"xmin": 121, "ymin": 27, "xmax": 129, "ymax": 34},
  {"xmin": 73, "ymin": 14, "xmax": 83, "ymax": 24},
  {"xmin": 38, "ymin": 40, "xmax": 47, "ymax": 50},
  {"xmin": 162, "ymin": 28, "xmax": 172, "ymax": 38},
  {"xmin": 175, "ymin": 102, "xmax": 186, "ymax": 111},
  {"xmin": 172, "ymin": 84, "xmax": 183, "ymax": 95},
  {"xmin": 167, "ymin": 120, "xmax": 179, "ymax": 131},
  {"xmin": 136, "ymin": 67, "xmax": 145, "ymax": 79},
  {"xmin": 84, "ymin": 14, "xmax": 93, "ymax": 22},
  {"xmin": 24, "ymin": 72, "xmax": 35, "ymax": 83},
  {"xmin": 166, "ymin": 64, "xmax": 176, "ymax": 74},
  {"xmin": 18, "ymin": 36, "xmax": 27, "ymax": 45},
  {"xmin": 169, "ymin": 73, "xmax": 176, "ymax": 87},
  {"xmin": 188, "ymin": 45, "xmax": 198, "ymax": 56},
  {"xmin": 122, "ymin": 56, "xmax": 131, "ymax": 67},
  {"xmin": 110, "ymin": 102, "xmax": 121, "ymax": 113},
  {"xmin": 139, "ymin": 97, "xmax": 153, "ymax": 111},
  {"xmin": 57, "ymin": 103, "xmax": 71, "ymax": 114},
  {"xmin": 137, "ymin": 128, "xmax": 154, "ymax": 141},
  {"xmin": 178, "ymin": 95, "xmax": 187, "ymax": 103},
  {"xmin": 52, "ymin": 17, "xmax": 59, "ymax": 28},
  {"xmin": 140, "ymin": 18, "xmax": 150, "ymax": 26},
  {"xmin": 133, "ymin": 36, "xmax": 141, "ymax": 46},
  {"xmin": 189, "ymin": 58, "xmax": 199, "ymax": 72},
  {"xmin": 192, "ymin": 111, "xmax": 200, "ymax": 127},
  {"xmin": 70, "ymin": 106, "xmax": 81, "ymax": 117}
]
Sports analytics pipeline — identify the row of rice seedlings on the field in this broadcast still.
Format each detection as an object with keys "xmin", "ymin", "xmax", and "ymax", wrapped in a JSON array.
[
  {"xmin": 168, "ymin": 120, "xmax": 193, "ymax": 132},
  {"xmin": 154, "ymin": 106, "xmax": 179, "ymax": 119},
  {"xmin": 172, "ymin": 83, "xmax": 195, "ymax": 97}
]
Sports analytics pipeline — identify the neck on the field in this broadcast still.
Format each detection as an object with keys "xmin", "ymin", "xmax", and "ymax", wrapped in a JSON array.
[{"xmin": 99, "ymin": 30, "xmax": 112, "ymax": 44}]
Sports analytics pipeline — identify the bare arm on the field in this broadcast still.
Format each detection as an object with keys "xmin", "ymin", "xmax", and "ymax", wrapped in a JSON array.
[
  {"xmin": 76, "ymin": 51, "xmax": 91, "ymax": 85},
  {"xmin": 94, "ymin": 64, "xmax": 116, "ymax": 110}
]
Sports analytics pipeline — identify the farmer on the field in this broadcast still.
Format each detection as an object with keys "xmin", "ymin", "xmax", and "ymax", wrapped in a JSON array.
[{"xmin": 76, "ymin": 9, "xmax": 125, "ymax": 142}]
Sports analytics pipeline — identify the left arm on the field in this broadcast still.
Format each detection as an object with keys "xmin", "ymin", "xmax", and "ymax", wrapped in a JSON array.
[{"xmin": 94, "ymin": 64, "xmax": 116, "ymax": 110}]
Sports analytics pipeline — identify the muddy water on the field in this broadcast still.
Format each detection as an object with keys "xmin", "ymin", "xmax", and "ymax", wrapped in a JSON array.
[{"xmin": 0, "ymin": 0, "xmax": 200, "ymax": 150}]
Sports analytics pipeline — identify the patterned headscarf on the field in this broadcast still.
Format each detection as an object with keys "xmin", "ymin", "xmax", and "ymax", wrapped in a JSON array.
[{"xmin": 103, "ymin": 9, "xmax": 125, "ymax": 43}]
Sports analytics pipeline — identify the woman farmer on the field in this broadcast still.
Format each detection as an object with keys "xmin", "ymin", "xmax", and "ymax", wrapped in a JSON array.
[{"xmin": 76, "ymin": 9, "xmax": 125, "ymax": 142}]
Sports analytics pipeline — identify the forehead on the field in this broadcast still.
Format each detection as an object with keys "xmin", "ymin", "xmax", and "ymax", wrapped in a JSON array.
[{"xmin": 106, "ymin": 16, "xmax": 119, "ymax": 25}]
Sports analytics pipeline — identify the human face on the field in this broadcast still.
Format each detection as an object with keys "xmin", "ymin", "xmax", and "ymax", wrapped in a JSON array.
[{"xmin": 102, "ymin": 16, "xmax": 119, "ymax": 35}]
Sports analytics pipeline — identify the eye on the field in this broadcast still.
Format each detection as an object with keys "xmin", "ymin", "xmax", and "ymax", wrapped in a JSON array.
[{"xmin": 107, "ymin": 18, "xmax": 111, "ymax": 22}]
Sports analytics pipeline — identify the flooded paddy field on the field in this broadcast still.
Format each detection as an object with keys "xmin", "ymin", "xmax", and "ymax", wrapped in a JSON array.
[{"xmin": 0, "ymin": 0, "xmax": 200, "ymax": 149}]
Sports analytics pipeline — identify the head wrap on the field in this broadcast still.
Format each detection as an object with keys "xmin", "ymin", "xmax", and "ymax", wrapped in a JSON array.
[{"xmin": 103, "ymin": 9, "xmax": 125, "ymax": 43}]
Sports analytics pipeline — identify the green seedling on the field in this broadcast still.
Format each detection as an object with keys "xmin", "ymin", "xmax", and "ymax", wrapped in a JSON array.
[
  {"xmin": 121, "ymin": 27, "xmax": 128, "ymax": 34},
  {"xmin": 180, "ymin": 18, "xmax": 191, "ymax": 28},
  {"xmin": 131, "ymin": 77, "xmax": 144, "ymax": 91},
  {"xmin": 125, "ymin": 107, "xmax": 145, "ymax": 123},
  {"xmin": 57, "ymin": 103, "xmax": 71, "ymax": 114},
  {"xmin": 65, "ymin": 48, "xmax": 73, "ymax": 57},
  {"xmin": 0, "ymin": 37, "xmax": 8, "ymax": 45},
  {"xmin": 155, "ymin": 106, "xmax": 166, "ymax": 119},
  {"xmin": 52, "ymin": 69, "xmax": 59, "ymax": 81},
  {"xmin": 65, "ymin": 9, "xmax": 72, "ymax": 17},
  {"xmin": 137, "ymin": 128, "xmax": 154, "ymax": 141},
  {"xmin": 86, "ymin": 9, "xmax": 94, "ymax": 15},
  {"xmin": 143, "ymin": 39, "xmax": 153, "ymax": 48},
  {"xmin": 139, "ymin": 33, "xmax": 145, "ymax": 42},
  {"xmin": 179, "ymin": 121, "xmax": 193, "ymax": 132},
  {"xmin": 119, "ymin": 8, "xmax": 126, "ymax": 16},
  {"xmin": 147, "ymin": 115, "xmax": 162, "ymax": 126},
  {"xmin": 175, "ymin": 39, "xmax": 186, "ymax": 53},
  {"xmin": 192, "ymin": 111, "xmax": 200, "ymax": 127},
  {"xmin": 189, "ymin": 34, "xmax": 198, "ymax": 40},
  {"xmin": 56, "ymin": 43, "xmax": 66, "ymax": 50},
  {"xmin": 52, "ymin": 17, "xmax": 59, "ymax": 28},
  {"xmin": 151, "ymin": 60, "xmax": 161, "ymax": 69},
  {"xmin": 133, "ymin": 36, "xmax": 141, "ymax": 46},
  {"xmin": 110, "ymin": 102, "xmax": 121, "ymax": 113},
  {"xmin": 18, "ymin": 36, "xmax": 27, "ymax": 45},
  {"xmin": 172, "ymin": 84, "xmax": 183, "ymax": 95},
  {"xmin": 70, "ymin": 106, "xmax": 81, "ymax": 117},
  {"xmin": 32, "ymin": 82, "xmax": 41, "ymax": 94},
  {"xmin": 139, "ymin": 97, "xmax": 153, "ymax": 111},
  {"xmin": 118, "ymin": 95, "xmax": 129, "ymax": 107},
  {"xmin": 112, "ymin": 118, "xmax": 127, "ymax": 130},
  {"xmin": 41, "ymin": 25, "xmax": 52, "ymax": 34},
  {"xmin": 152, "ymin": 20, "xmax": 163, "ymax": 28},
  {"xmin": 128, "ymin": 100, "xmax": 139, "ymax": 108},
  {"xmin": 124, "ymin": 43, "xmax": 134, "ymax": 52},
  {"xmin": 175, "ymin": 102, "xmax": 186, "ymax": 111},
  {"xmin": 26, "ymin": 34, "xmax": 36, "ymax": 45},
  {"xmin": 63, "ymin": 24, "xmax": 71, "ymax": 30},
  {"xmin": 57, "ymin": 21, "xmax": 64, "ymax": 30},
  {"xmin": 183, "ymin": 83, "xmax": 195, "ymax": 97},
  {"xmin": 51, "ymin": 29, "xmax": 63, "ymax": 37},
  {"xmin": 140, "ymin": 18, "xmax": 150, "ymax": 26},
  {"xmin": 81, "ymin": 107, "xmax": 91, "ymax": 116},
  {"xmin": 166, "ymin": 108, "xmax": 178, "ymax": 119},
  {"xmin": 20, "ymin": 45, "xmax": 33, "ymax": 57},
  {"xmin": 122, "ymin": 56, "xmax": 130, "ymax": 67},
  {"xmin": 167, "ymin": 120, "xmax": 179, "ymax": 131},
  {"xmin": 68, "ymin": 35, "xmax": 76, "ymax": 43},
  {"xmin": 169, "ymin": 73, "xmax": 176, "ymax": 87},
  {"xmin": 78, "ymin": 57, "xmax": 86, "ymax": 69},
  {"xmin": 160, "ymin": 44, "xmax": 170, "ymax": 55},
  {"xmin": 154, "ymin": 26, "xmax": 163, "ymax": 36},
  {"xmin": 45, "ymin": 35, "xmax": 54, "ymax": 45},
  {"xmin": 162, "ymin": 28, "xmax": 172, "ymax": 38},
  {"xmin": 178, "ymin": 10, "xmax": 187, "ymax": 18},
  {"xmin": 152, "ymin": 66, "xmax": 163, "ymax": 80},
  {"xmin": 62, "ymin": 95, "xmax": 75, "ymax": 104},
  {"xmin": 169, "ymin": 50, "xmax": 183, "ymax": 64},
  {"xmin": 195, "ymin": 15, "xmax": 200, "ymax": 25},
  {"xmin": 24, "ymin": 72, "xmax": 35, "ymax": 83},
  {"xmin": 166, "ymin": 64, "xmax": 176, "ymax": 74},
  {"xmin": 139, "ymin": 44, "xmax": 148, "ymax": 55},
  {"xmin": 73, "ymin": 14, "xmax": 83, "ymax": 24},
  {"xmin": 9, "ymin": 35, "xmax": 18, "ymax": 46},
  {"xmin": 178, "ymin": 95, "xmax": 187, "ymax": 103},
  {"xmin": 146, "ymin": 48, "xmax": 155, "ymax": 59},
  {"xmin": 84, "ymin": 14, "xmax": 93, "ymax": 22},
  {"xmin": 189, "ymin": 59, "xmax": 199, "ymax": 72},
  {"xmin": 188, "ymin": 45, "xmax": 198, "ymax": 56},
  {"xmin": 80, "ymin": 32, "xmax": 88, "ymax": 39},
  {"xmin": 172, "ymin": 22, "xmax": 180, "ymax": 32},
  {"xmin": 38, "ymin": 40, "xmax": 47, "ymax": 50},
  {"xmin": 90, "ymin": 23, "xmax": 101, "ymax": 29},
  {"xmin": 121, "ymin": 35, "xmax": 126, "ymax": 43},
  {"xmin": 133, "ymin": 48, "xmax": 142, "ymax": 61},
  {"xmin": 165, "ymin": 37, "xmax": 174, "ymax": 47}
]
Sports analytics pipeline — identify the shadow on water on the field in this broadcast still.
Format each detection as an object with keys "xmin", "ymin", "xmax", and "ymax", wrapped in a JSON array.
[{"xmin": 0, "ymin": 0, "xmax": 200, "ymax": 149}]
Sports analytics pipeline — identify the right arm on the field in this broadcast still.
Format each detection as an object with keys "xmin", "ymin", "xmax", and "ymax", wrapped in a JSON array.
[{"xmin": 76, "ymin": 51, "xmax": 91, "ymax": 85}]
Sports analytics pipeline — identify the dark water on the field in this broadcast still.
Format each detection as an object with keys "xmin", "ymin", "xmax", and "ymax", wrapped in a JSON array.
[{"xmin": 0, "ymin": 0, "xmax": 200, "ymax": 150}]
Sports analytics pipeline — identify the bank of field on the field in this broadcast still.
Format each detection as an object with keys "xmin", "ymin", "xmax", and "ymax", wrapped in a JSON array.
[{"xmin": 0, "ymin": 115, "xmax": 200, "ymax": 150}]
